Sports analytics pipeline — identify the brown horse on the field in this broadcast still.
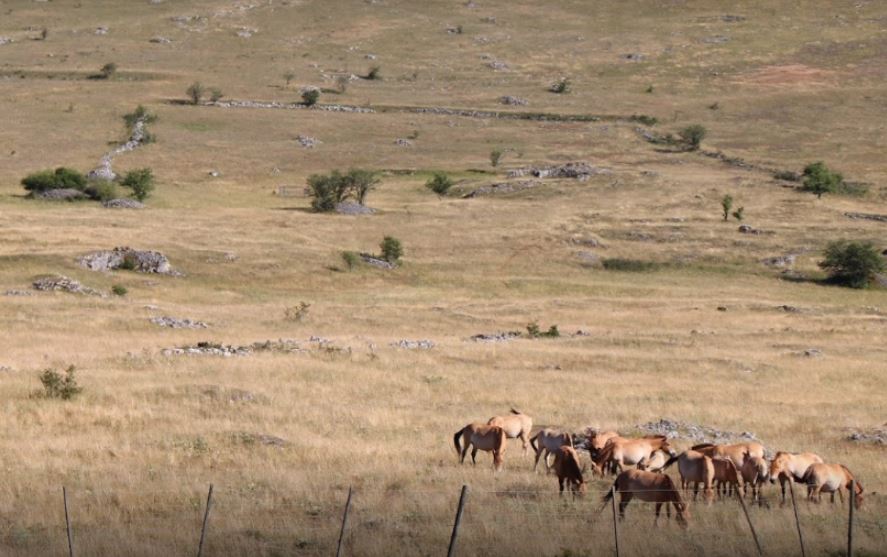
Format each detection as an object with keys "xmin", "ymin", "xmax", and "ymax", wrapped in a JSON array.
[
  {"xmin": 664, "ymin": 450, "xmax": 714, "ymax": 501},
  {"xmin": 553, "ymin": 445, "xmax": 587, "ymax": 497},
  {"xmin": 740, "ymin": 453, "xmax": 769, "ymax": 502},
  {"xmin": 804, "ymin": 463, "xmax": 864, "ymax": 508},
  {"xmin": 769, "ymin": 451, "xmax": 824, "ymax": 502},
  {"xmin": 530, "ymin": 428, "xmax": 574, "ymax": 472},
  {"xmin": 488, "ymin": 409, "xmax": 533, "ymax": 456},
  {"xmin": 601, "ymin": 469, "xmax": 689, "ymax": 526},
  {"xmin": 453, "ymin": 423, "xmax": 507, "ymax": 471},
  {"xmin": 691, "ymin": 442, "xmax": 765, "ymax": 469},
  {"xmin": 594, "ymin": 435, "xmax": 674, "ymax": 475},
  {"xmin": 712, "ymin": 457, "xmax": 743, "ymax": 497}
]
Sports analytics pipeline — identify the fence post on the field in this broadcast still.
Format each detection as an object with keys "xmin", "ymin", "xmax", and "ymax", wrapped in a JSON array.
[
  {"xmin": 788, "ymin": 481, "xmax": 806, "ymax": 557},
  {"xmin": 335, "ymin": 486, "xmax": 354, "ymax": 557},
  {"xmin": 63, "ymin": 487, "xmax": 75, "ymax": 557},
  {"xmin": 610, "ymin": 485, "xmax": 620, "ymax": 557},
  {"xmin": 447, "ymin": 485, "xmax": 469, "ymax": 557},
  {"xmin": 847, "ymin": 480, "xmax": 854, "ymax": 557},
  {"xmin": 737, "ymin": 490, "xmax": 763, "ymax": 556},
  {"xmin": 197, "ymin": 484, "xmax": 214, "ymax": 557}
]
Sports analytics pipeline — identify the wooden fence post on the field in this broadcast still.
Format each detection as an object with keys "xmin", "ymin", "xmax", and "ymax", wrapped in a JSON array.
[
  {"xmin": 335, "ymin": 486, "xmax": 354, "ymax": 557},
  {"xmin": 737, "ymin": 490, "xmax": 763, "ymax": 556},
  {"xmin": 197, "ymin": 484, "xmax": 214, "ymax": 557},
  {"xmin": 788, "ymin": 481, "xmax": 806, "ymax": 557},
  {"xmin": 847, "ymin": 480, "xmax": 854, "ymax": 557},
  {"xmin": 447, "ymin": 485, "xmax": 469, "ymax": 557},
  {"xmin": 63, "ymin": 487, "xmax": 75, "ymax": 557},
  {"xmin": 610, "ymin": 485, "xmax": 620, "ymax": 557}
]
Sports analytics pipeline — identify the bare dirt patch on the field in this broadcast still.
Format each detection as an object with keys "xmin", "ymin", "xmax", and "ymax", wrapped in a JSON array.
[{"xmin": 735, "ymin": 64, "xmax": 839, "ymax": 87}]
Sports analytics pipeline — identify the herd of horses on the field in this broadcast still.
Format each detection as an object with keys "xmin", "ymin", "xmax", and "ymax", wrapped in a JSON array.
[{"xmin": 454, "ymin": 410, "xmax": 864, "ymax": 525}]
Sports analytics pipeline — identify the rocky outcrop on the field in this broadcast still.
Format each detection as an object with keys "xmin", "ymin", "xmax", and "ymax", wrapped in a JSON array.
[
  {"xmin": 150, "ymin": 316, "xmax": 208, "ymax": 329},
  {"xmin": 507, "ymin": 162, "xmax": 608, "ymax": 181},
  {"xmin": 103, "ymin": 198, "xmax": 145, "ymax": 209},
  {"xmin": 463, "ymin": 180, "xmax": 539, "ymax": 198},
  {"xmin": 78, "ymin": 247, "xmax": 175, "ymax": 274},
  {"xmin": 34, "ymin": 188, "xmax": 89, "ymax": 201},
  {"xmin": 637, "ymin": 418, "xmax": 759, "ymax": 444},
  {"xmin": 32, "ymin": 275, "xmax": 103, "ymax": 296}
]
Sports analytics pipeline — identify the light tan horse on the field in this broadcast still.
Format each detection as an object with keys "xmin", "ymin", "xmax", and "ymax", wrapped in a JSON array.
[
  {"xmin": 769, "ymin": 451, "xmax": 824, "ymax": 502},
  {"xmin": 804, "ymin": 463, "xmax": 864, "ymax": 508},
  {"xmin": 530, "ymin": 428, "xmax": 574, "ymax": 472},
  {"xmin": 585, "ymin": 428, "xmax": 619, "ymax": 456},
  {"xmin": 453, "ymin": 423, "xmax": 507, "ymax": 471},
  {"xmin": 594, "ymin": 435, "xmax": 674, "ymax": 475},
  {"xmin": 740, "ymin": 453, "xmax": 769, "ymax": 502},
  {"xmin": 637, "ymin": 449, "xmax": 671, "ymax": 473},
  {"xmin": 691, "ymin": 442, "xmax": 765, "ymax": 469},
  {"xmin": 664, "ymin": 450, "xmax": 714, "ymax": 501},
  {"xmin": 488, "ymin": 409, "xmax": 533, "ymax": 456},
  {"xmin": 712, "ymin": 457, "xmax": 743, "ymax": 497},
  {"xmin": 601, "ymin": 469, "xmax": 689, "ymax": 526},
  {"xmin": 553, "ymin": 445, "xmax": 587, "ymax": 497}
]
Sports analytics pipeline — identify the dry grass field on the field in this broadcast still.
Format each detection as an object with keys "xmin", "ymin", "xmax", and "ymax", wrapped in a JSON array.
[{"xmin": 0, "ymin": 1, "xmax": 885, "ymax": 555}]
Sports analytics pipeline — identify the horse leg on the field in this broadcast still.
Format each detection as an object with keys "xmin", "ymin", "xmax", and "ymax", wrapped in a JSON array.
[
  {"xmin": 654, "ymin": 503, "xmax": 662, "ymax": 526},
  {"xmin": 520, "ymin": 431, "xmax": 530, "ymax": 456},
  {"xmin": 533, "ymin": 447, "xmax": 543, "ymax": 472},
  {"xmin": 618, "ymin": 493, "xmax": 632, "ymax": 520},
  {"xmin": 780, "ymin": 478, "xmax": 787, "ymax": 504},
  {"xmin": 470, "ymin": 447, "xmax": 478, "ymax": 466},
  {"xmin": 692, "ymin": 482, "xmax": 699, "ymax": 501},
  {"xmin": 460, "ymin": 444, "xmax": 470, "ymax": 464},
  {"xmin": 544, "ymin": 449, "xmax": 552, "ymax": 473},
  {"xmin": 559, "ymin": 477, "xmax": 565, "ymax": 495},
  {"xmin": 838, "ymin": 488, "xmax": 845, "ymax": 505}
]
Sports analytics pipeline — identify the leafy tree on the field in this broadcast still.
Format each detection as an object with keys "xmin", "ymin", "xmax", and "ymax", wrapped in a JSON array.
[
  {"xmin": 721, "ymin": 194, "xmax": 733, "ymax": 221},
  {"xmin": 426, "ymin": 172, "xmax": 454, "ymax": 196},
  {"xmin": 99, "ymin": 62, "xmax": 117, "ymax": 79},
  {"xmin": 302, "ymin": 89, "xmax": 320, "ymax": 106},
  {"xmin": 120, "ymin": 168, "xmax": 155, "ymax": 201},
  {"xmin": 380, "ymin": 236, "xmax": 403, "ymax": 264},
  {"xmin": 680, "ymin": 124, "xmax": 706, "ymax": 150},
  {"xmin": 818, "ymin": 240, "xmax": 884, "ymax": 288},
  {"xmin": 123, "ymin": 105, "xmax": 158, "ymax": 129},
  {"xmin": 186, "ymin": 82, "xmax": 205, "ymax": 104},
  {"xmin": 801, "ymin": 161, "xmax": 843, "ymax": 199},
  {"xmin": 731, "ymin": 206, "xmax": 745, "ymax": 221},
  {"xmin": 346, "ymin": 169, "xmax": 380, "ymax": 205},
  {"xmin": 209, "ymin": 88, "xmax": 224, "ymax": 102},
  {"xmin": 21, "ymin": 167, "xmax": 86, "ymax": 192},
  {"xmin": 490, "ymin": 148, "xmax": 503, "ymax": 167}
]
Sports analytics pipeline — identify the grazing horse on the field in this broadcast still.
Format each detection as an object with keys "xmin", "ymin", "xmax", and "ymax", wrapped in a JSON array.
[
  {"xmin": 585, "ymin": 428, "xmax": 619, "ymax": 457},
  {"xmin": 769, "ymin": 451, "xmax": 824, "ymax": 502},
  {"xmin": 553, "ymin": 445, "xmax": 587, "ymax": 497},
  {"xmin": 601, "ymin": 469, "xmax": 689, "ymax": 526},
  {"xmin": 530, "ymin": 428, "xmax": 574, "ymax": 472},
  {"xmin": 488, "ymin": 409, "xmax": 533, "ymax": 456},
  {"xmin": 804, "ymin": 463, "xmax": 864, "ymax": 509},
  {"xmin": 691, "ymin": 442, "xmax": 765, "ymax": 469},
  {"xmin": 594, "ymin": 435, "xmax": 674, "ymax": 475},
  {"xmin": 664, "ymin": 450, "xmax": 714, "ymax": 501},
  {"xmin": 740, "ymin": 453, "xmax": 769, "ymax": 502},
  {"xmin": 453, "ymin": 423, "xmax": 507, "ymax": 471},
  {"xmin": 712, "ymin": 458, "xmax": 743, "ymax": 497}
]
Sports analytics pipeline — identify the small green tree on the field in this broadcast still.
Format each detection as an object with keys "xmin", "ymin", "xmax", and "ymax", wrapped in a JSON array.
[
  {"xmin": 302, "ymin": 89, "xmax": 320, "ymax": 106},
  {"xmin": 801, "ymin": 162, "xmax": 843, "ymax": 199},
  {"xmin": 307, "ymin": 171, "xmax": 348, "ymax": 212},
  {"xmin": 99, "ymin": 62, "xmax": 117, "ymax": 79},
  {"xmin": 680, "ymin": 125, "xmax": 706, "ymax": 150},
  {"xmin": 120, "ymin": 168, "xmax": 155, "ymax": 201},
  {"xmin": 341, "ymin": 251, "xmax": 360, "ymax": 270},
  {"xmin": 426, "ymin": 172, "xmax": 453, "ymax": 196},
  {"xmin": 39, "ymin": 366, "xmax": 82, "ymax": 400},
  {"xmin": 112, "ymin": 284, "xmax": 128, "ymax": 296},
  {"xmin": 283, "ymin": 72, "xmax": 295, "ymax": 87},
  {"xmin": 209, "ymin": 88, "xmax": 224, "ymax": 102},
  {"xmin": 490, "ymin": 148, "xmax": 503, "ymax": 167},
  {"xmin": 123, "ymin": 105, "xmax": 158, "ymax": 129},
  {"xmin": 721, "ymin": 194, "xmax": 733, "ymax": 221},
  {"xmin": 380, "ymin": 236, "xmax": 403, "ymax": 264},
  {"xmin": 818, "ymin": 240, "xmax": 884, "ymax": 288},
  {"xmin": 186, "ymin": 81, "xmax": 205, "ymax": 104},
  {"xmin": 731, "ymin": 206, "xmax": 745, "ymax": 221},
  {"xmin": 346, "ymin": 169, "xmax": 380, "ymax": 205}
]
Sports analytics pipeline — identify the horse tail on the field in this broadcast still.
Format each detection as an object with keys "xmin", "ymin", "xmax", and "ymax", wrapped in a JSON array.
[
  {"xmin": 454, "ymin": 425, "xmax": 468, "ymax": 455},
  {"xmin": 529, "ymin": 431, "xmax": 539, "ymax": 452},
  {"xmin": 663, "ymin": 454, "xmax": 680, "ymax": 470}
]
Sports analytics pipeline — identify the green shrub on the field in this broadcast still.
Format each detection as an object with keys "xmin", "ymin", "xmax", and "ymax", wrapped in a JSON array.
[
  {"xmin": 679, "ymin": 124, "xmax": 706, "ymax": 150},
  {"xmin": 84, "ymin": 180, "xmax": 119, "ymax": 202},
  {"xmin": 426, "ymin": 172, "xmax": 454, "ymax": 196},
  {"xmin": 773, "ymin": 170, "xmax": 800, "ymax": 182},
  {"xmin": 721, "ymin": 194, "xmax": 733, "ymax": 221},
  {"xmin": 630, "ymin": 114, "xmax": 658, "ymax": 126},
  {"xmin": 209, "ymin": 88, "xmax": 224, "ymax": 102},
  {"xmin": 118, "ymin": 254, "xmax": 138, "ymax": 271},
  {"xmin": 365, "ymin": 66, "xmax": 381, "ymax": 80},
  {"xmin": 306, "ymin": 169, "xmax": 379, "ymax": 211},
  {"xmin": 284, "ymin": 301, "xmax": 310, "ymax": 321},
  {"xmin": 120, "ymin": 168, "xmax": 155, "ymax": 201},
  {"xmin": 39, "ymin": 365, "xmax": 82, "ymax": 400},
  {"xmin": 99, "ymin": 62, "xmax": 117, "ymax": 79},
  {"xmin": 21, "ymin": 167, "xmax": 86, "ymax": 193},
  {"xmin": 527, "ymin": 322, "xmax": 559, "ymax": 338},
  {"xmin": 549, "ymin": 77, "xmax": 570, "ymax": 94},
  {"xmin": 490, "ymin": 149, "xmax": 503, "ymax": 168},
  {"xmin": 283, "ymin": 72, "xmax": 295, "ymax": 87},
  {"xmin": 818, "ymin": 240, "xmax": 884, "ymax": 288},
  {"xmin": 347, "ymin": 169, "xmax": 380, "ymax": 205},
  {"xmin": 341, "ymin": 251, "xmax": 360, "ymax": 270},
  {"xmin": 732, "ymin": 206, "xmax": 745, "ymax": 221},
  {"xmin": 645, "ymin": 85, "xmax": 654, "ymax": 93},
  {"xmin": 186, "ymin": 81, "xmax": 205, "ymax": 104},
  {"xmin": 380, "ymin": 236, "xmax": 403, "ymax": 264},
  {"xmin": 123, "ymin": 105, "xmax": 158, "ymax": 129},
  {"xmin": 302, "ymin": 89, "xmax": 320, "ymax": 106},
  {"xmin": 111, "ymin": 284, "xmax": 128, "ymax": 296},
  {"xmin": 801, "ymin": 162, "xmax": 843, "ymax": 199},
  {"xmin": 602, "ymin": 258, "xmax": 660, "ymax": 272}
]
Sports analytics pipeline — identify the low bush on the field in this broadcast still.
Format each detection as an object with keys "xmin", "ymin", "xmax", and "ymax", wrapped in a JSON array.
[
  {"xmin": 341, "ymin": 251, "xmax": 360, "ymax": 270},
  {"xmin": 365, "ymin": 66, "xmax": 381, "ymax": 80},
  {"xmin": 38, "ymin": 365, "xmax": 82, "ymax": 400},
  {"xmin": 209, "ymin": 88, "xmax": 224, "ymax": 102},
  {"xmin": 98, "ymin": 62, "xmax": 117, "ymax": 79},
  {"xmin": 21, "ymin": 167, "xmax": 86, "ymax": 193},
  {"xmin": 111, "ymin": 284, "xmax": 128, "ymax": 296},
  {"xmin": 721, "ymin": 194, "xmax": 733, "ymax": 221},
  {"xmin": 490, "ymin": 149, "xmax": 503, "ymax": 167},
  {"xmin": 380, "ymin": 236, "xmax": 403, "ymax": 264},
  {"xmin": 679, "ymin": 124, "xmax": 706, "ymax": 150},
  {"xmin": 186, "ymin": 81, "xmax": 205, "ymax": 104},
  {"xmin": 426, "ymin": 172, "xmax": 454, "ymax": 196},
  {"xmin": 801, "ymin": 162, "xmax": 843, "ymax": 198},
  {"xmin": 630, "ymin": 114, "xmax": 658, "ymax": 126},
  {"xmin": 302, "ymin": 89, "xmax": 320, "ymax": 106},
  {"xmin": 549, "ymin": 77, "xmax": 570, "ymax": 94},
  {"xmin": 284, "ymin": 301, "xmax": 311, "ymax": 322},
  {"xmin": 602, "ymin": 258, "xmax": 661, "ymax": 272},
  {"xmin": 527, "ymin": 322, "xmax": 559, "ymax": 338},
  {"xmin": 773, "ymin": 170, "xmax": 800, "ymax": 182},
  {"xmin": 85, "ymin": 180, "xmax": 119, "ymax": 202},
  {"xmin": 819, "ymin": 240, "xmax": 884, "ymax": 288},
  {"xmin": 120, "ymin": 168, "xmax": 155, "ymax": 201},
  {"xmin": 123, "ymin": 105, "xmax": 158, "ymax": 129}
]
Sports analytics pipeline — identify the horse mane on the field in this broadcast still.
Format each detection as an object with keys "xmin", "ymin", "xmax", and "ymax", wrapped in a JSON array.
[
  {"xmin": 838, "ymin": 464, "xmax": 860, "ymax": 491},
  {"xmin": 594, "ymin": 440, "xmax": 615, "ymax": 465},
  {"xmin": 691, "ymin": 443, "xmax": 715, "ymax": 450},
  {"xmin": 564, "ymin": 448, "xmax": 584, "ymax": 482},
  {"xmin": 509, "ymin": 408, "xmax": 523, "ymax": 415}
]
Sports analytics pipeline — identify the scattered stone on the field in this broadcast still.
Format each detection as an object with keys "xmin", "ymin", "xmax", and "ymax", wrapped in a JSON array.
[
  {"xmin": 717, "ymin": 306, "xmax": 727, "ymax": 312},
  {"xmin": 508, "ymin": 162, "xmax": 607, "ymax": 181},
  {"xmin": 573, "ymin": 330, "xmax": 591, "ymax": 337},
  {"xmin": 577, "ymin": 251, "xmax": 600, "ymax": 267},
  {"xmin": 702, "ymin": 35, "xmax": 730, "ymax": 44},
  {"xmin": 296, "ymin": 135, "xmax": 319, "ymax": 148},
  {"xmin": 802, "ymin": 348, "xmax": 823, "ymax": 358},
  {"xmin": 0, "ymin": 37, "xmax": 12, "ymax": 46},
  {"xmin": 623, "ymin": 53, "xmax": 646, "ymax": 61},
  {"xmin": 446, "ymin": 25, "xmax": 461, "ymax": 34},
  {"xmin": 32, "ymin": 275, "xmax": 103, "ymax": 296},
  {"xmin": 394, "ymin": 138, "xmax": 413, "ymax": 147},
  {"xmin": 463, "ymin": 180, "xmax": 539, "ymax": 198},
  {"xmin": 499, "ymin": 95, "xmax": 528, "ymax": 106},
  {"xmin": 570, "ymin": 236, "xmax": 602, "ymax": 248},
  {"xmin": 721, "ymin": 14, "xmax": 746, "ymax": 22},
  {"xmin": 208, "ymin": 170, "xmax": 221, "ymax": 177},
  {"xmin": 162, "ymin": 341, "xmax": 251, "ymax": 357},
  {"xmin": 637, "ymin": 418, "xmax": 759, "ymax": 444},
  {"xmin": 359, "ymin": 253, "xmax": 396, "ymax": 269},
  {"xmin": 78, "ymin": 247, "xmax": 176, "ymax": 274},
  {"xmin": 846, "ymin": 424, "xmax": 887, "ymax": 445},
  {"xmin": 737, "ymin": 224, "xmax": 768, "ymax": 235},
  {"xmin": 236, "ymin": 27, "xmax": 256, "ymax": 38},
  {"xmin": 4, "ymin": 289, "xmax": 33, "ymax": 296},
  {"xmin": 94, "ymin": 26, "xmax": 109, "ymax": 35},
  {"xmin": 470, "ymin": 331, "xmax": 522, "ymax": 342},
  {"xmin": 149, "ymin": 36, "xmax": 172, "ymax": 44},
  {"xmin": 486, "ymin": 60, "xmax": 508, "ymax": 70},
  {"xmin": 365, "ymin": 53, "xmax": 377, "ymax": 60},
  {"xmin": 234, "ymin": 432, "xmax": 288, "ymax": 447},
  {"xmin": 103, "ymin": 198, "xmax": 145, "ymax": 209},
  {"xmin": 335, "ymin": 202, "xmax": 375, "ymax": 215},
  {"xmin": 481, "ymin": 16, "xmax": 497, "ymax": 23},
  {"xmin": 844, "ymin": 212, "xmax": 887, "ymax": 223},
  {"xmin": 762, "ymin": 254, "xmax": 796, "ymax": 268},
  {"xmin": 34, "ymin": 188, "xmax": 89, "ymax": 201},
  {"xmin": 777, "ymin": 305, "xmax": 801, "ymax": 313},
  {"xmin": 390, "ymin": 339, "xmax": 435, "ymax": 350},
  {"xmin": 150, "ymin": 316, "xmax": 209, "ymax": 329},
  {"xmin": 0, "ymin": 365, "xmax": 12, "ymax": 372}
]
